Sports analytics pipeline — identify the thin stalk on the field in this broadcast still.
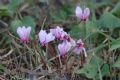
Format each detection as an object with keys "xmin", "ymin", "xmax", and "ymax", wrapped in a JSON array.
[{"xmin": 41, "ymin": 16, "xmax": 47, "ymax": 30}]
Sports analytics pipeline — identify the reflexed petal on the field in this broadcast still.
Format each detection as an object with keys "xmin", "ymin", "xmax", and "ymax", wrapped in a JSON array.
[
  {"xmin": 39, "ymin": 30, "xmax": 47, "ymax": 43},
  {"xmin": 26, "ymin": 27, "xmax": 31, "ymax": 36},
  {"xmin": 75, "ymin": 6, "xmax": 82, "ymax": 18},
  {"xmin": 83, "ymin": 8, "xmax": 90, "ymax": 18}
]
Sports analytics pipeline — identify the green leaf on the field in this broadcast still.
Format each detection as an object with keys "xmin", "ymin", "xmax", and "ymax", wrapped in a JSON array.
[
  {"xmin": 39, "ymin": 0, "xmax": 49, "ymax": 3},
  {"xmin": 0, "ymin": 64, "xmax": 5, "ymax": 74},
  {"xmin": 111, "ymin": 2, "xmax": 120, "ymax": 18},
  {"xmin": 113, "ymin": 56, "xmax": 120, "ymax": 67},
  {"xmin": 95, "ymin": 0, "xmax": 112, "ymax": 8},
  {"xmin": 21, "ymin": 16, "xmax": 35, "ymax": 27},
  {"xmin": 98, "ymin": 12, "xmax": 120, "ymax": 29},
  {"xmin": 0, "ymin": 5, "xmax": 12, "ymax": 16},
  {"xmin": 9, "ymin": 0, "xmax": 22, "ymax": 13},
  {"xmin": 101, "ymin": 64, "xmax": 109, "ymax": 76},
  {"xmin": 11, "ymin": 19, "xmax": 22, "ymax": 34},
  {"xmin": 51, "ymin": 10, "xmax": 67, "ymax": 22},
  {"xmin": 110, "ymin": 38, "xmax": 120, "ymax": 51},
  {"xmin": 69, "ymin": 25, "xmax": 81, "ymax": 39},
  {"xmin": 76, "ymin": 56, "xmax": 104, "ymax": 79},
  {"xmin": 86, "ymin": 21, "xmax": 99, "ymax": 33}
]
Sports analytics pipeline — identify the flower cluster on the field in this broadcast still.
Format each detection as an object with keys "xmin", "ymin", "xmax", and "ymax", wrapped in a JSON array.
[
  {"xmin": 16, "ymin": 5, "xmax": 89, "ymax": 58},
  {"xmin": 17, "ymin": 26, "xmax": 87, "ymax": 58}
]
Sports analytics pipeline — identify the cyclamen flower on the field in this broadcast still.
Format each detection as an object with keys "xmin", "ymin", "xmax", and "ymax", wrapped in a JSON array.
[
  {"xmin": 75, "ymin": 6, "xmax": 90, "ymax": 21},
  {"xmin": 39, "ymin": 30, "xmax": 55, "ymax": 46},
  {"xmin": 50, "ymin": 26, "xmax": 64, "ymax": 40},
  {"xmin": 17, "ymin": 26, "xmax": 31, "ymax": 43},
  {"xmin": 60, "ymin": 32, "xmax": 71, "ymax": 42},
  {"xmin": 73, "ymin": 39, "xmax": 87, "ymax": 57},
  {"xmin": 58, "ymin": 41, "xmax": 71, "ymax": 57}
]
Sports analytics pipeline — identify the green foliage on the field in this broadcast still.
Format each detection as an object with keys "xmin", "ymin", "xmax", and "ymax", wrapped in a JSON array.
[
  {"xmin": 113, "ymin": 56, "xmax": 120, "ymax": 67},
  {"xmin": 110, "ymin": 38, "xmax": 120, "ymax": 51},
  {"xmin": 76, "ymin": 56, "xmax": 104, "ymax": 79},
  {"xmin": 95, "ymin": 0, "xmax": 112, "ymax": 8},
  {"xmin": 9, "ymin": 0, "xmax": 22, "ymax": 13},
  {"xmin": 51, "ymin": 9, "xmax": 67, "ymax": 22},
  {"xmin": 0, "ymin": 64, "xmax": 5, "ymax": 74},
  {"xmin": 111, "ymin": 2, "xmax": 120, "ymax": 18},
  {"xmin": 11, "ymin": 19, "xmax": 22, "ymax": 34},
  {"xmin": 98, "ymin": 12, "xmax": 120, "ymax": 29},
  {"xmin": 101, "ymin": 64, "xmax": 109, "ymax": 76},
  {"xmin": 0, "ymin": 5, "xmax": 11, "ymax": 16},
  {"xmin": 69, "ymin": 25, "xmax": 81, "ymax": 39}
]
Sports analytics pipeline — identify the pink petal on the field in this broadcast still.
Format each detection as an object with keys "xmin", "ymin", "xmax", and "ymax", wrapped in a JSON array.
[
  {"xmin": 39, "ymin": 30, "xmax": 47, "ymax": 43},
  {"xmin": 73, "ymin": 47, "xmax": 81, "ymax": 55},
  {"xmin": 58, "ymin": 43, "xmax": 64, "ymax": 56},
  {"xmin": 77, "ymin": 39, "xmax": 84, "ymax": 45},
  {"xmin": 17, "ymin": 26, "xmax": 31, "ymax": 43},
  {"xmin": 50, "ymin": 26, "xmax": 63, "ymax": 39},
  {"xmin": 75, "ymin": 6, "xmax": 82, "ymax": 18},
  {"xmin": 58, "ymin": 41, "xmax": 71, "ymax": 56},
  {"xmin": 46, "ymin": 33, "xmax": 55, "ymax": 43},
  {"xmin": 26, "ymin": 27, "xmax": 31, "ymax": 36},
  {"xmin": 83, "ymin": 8, "xmax": 90, "ymax": 19}
]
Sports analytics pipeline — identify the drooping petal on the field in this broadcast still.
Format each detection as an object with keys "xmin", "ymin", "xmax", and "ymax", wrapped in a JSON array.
[{"xmin": 75, "ymin": 6, "xmax": 82, "ymax": 19}]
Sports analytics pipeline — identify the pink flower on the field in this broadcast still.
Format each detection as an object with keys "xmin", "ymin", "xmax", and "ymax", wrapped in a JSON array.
[
  {"xmin": 60, "ymin": 32, "xmax": 71, "ymax": 42},
  {"xmin": 17, "ymin": 26, "xmax": 31, "ymax": 43},
  {"xmin": 39, "ymin": 30, "xmax": 55, "ymax": 46},
  {"xmin": 50, "ymin": 26, "xmax": 64, "ymax": 40},
  {"xmin": 75, "ymin": 6, "xmax": 90, "ymax": 21},
  {"xmin": 73, "ymin": 39, "xmax": 87, "ymax": 57},
  {"xmin": 58, "ymin": 41, "xmax": 71, "ymax": 57}
]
